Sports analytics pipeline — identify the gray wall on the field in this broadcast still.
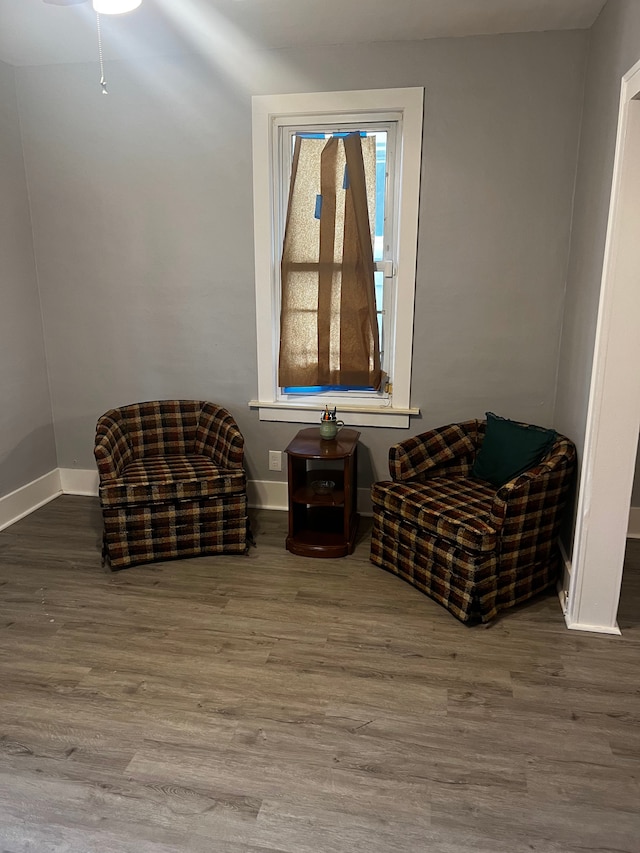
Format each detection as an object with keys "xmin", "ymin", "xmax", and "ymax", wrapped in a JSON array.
[
  {"xmin": 555, "ymin": 0, "xmax": 640, "ymax": 477},
  {"xmin": 0, "ymin": 59, "xmax": 56, "ymax": 499},
  {"xmin": 15, "ymin": 30, "xmax": 587, "ymax": 487}
]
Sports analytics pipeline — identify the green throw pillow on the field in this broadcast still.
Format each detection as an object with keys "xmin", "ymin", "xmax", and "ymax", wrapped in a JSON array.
[{"xmin": 472, "ymin": 412, "xmax": 557, "ymax": 487}]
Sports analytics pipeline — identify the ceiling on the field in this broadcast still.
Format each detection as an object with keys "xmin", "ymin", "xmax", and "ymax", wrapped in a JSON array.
[{"xmin": 0, "ymin": 0, "xmax": 607, "ymax": 68}]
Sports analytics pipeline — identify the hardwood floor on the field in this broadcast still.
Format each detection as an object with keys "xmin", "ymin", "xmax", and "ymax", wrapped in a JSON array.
[{"xmin": 0, "ymin": 495, "xmax": 639, "ymax": 852}]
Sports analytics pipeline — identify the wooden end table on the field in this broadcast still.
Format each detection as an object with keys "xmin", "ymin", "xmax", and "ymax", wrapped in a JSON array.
[{"xmin": 284, "ymin": 427, "xmax": 360, "ymax": 558}]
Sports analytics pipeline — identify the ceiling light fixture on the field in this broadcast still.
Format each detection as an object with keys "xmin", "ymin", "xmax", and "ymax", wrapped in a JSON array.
[
  {"xmin": 93, "ymin": 0, "xmax": 142, "ymax": 93},
  {"xmin": 42, "ymin": 0, "xmax": 142, "ymax": 92},
  {"xmin": 92, "ymin": 0, "xmax": 141, "ymax": 12},
  {"xmin": 43, "ymin": 0, "xmax": 142, "ymax": 9}
]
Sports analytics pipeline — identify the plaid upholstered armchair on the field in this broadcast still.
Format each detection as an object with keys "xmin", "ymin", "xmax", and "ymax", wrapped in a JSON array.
[
  {"xmin": 95, "ymin": 400, "xmax": 248, "ymax": 569},
  {"xmin": 370, "ymin": 419, "xmax": 576, "ymax": 623}
]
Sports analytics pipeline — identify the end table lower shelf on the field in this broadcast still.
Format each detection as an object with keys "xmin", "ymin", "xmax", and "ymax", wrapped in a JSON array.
[{"xmin": 286, "ymin": 506, "xmax": 360, "ymax": 558}]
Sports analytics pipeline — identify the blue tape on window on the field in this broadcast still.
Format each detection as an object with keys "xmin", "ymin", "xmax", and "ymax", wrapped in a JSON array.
[
  {"xmin": 343, "ymin": 165, "xmax": 349, "ymax": 190},
  {"xmin": 296, "ymin": 131, "xmax": 367, "ymax": 139},
  {"xmin": 283, "ymin": 385, "xmax": 375, "ymax": 393},
  {"xmin": 314, "ymin": 194, "xmax": 322, "ymax": 219}
]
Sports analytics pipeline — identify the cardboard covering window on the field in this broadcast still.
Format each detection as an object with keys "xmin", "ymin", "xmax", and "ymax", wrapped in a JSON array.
[{"xmin": 278, "ymin": 133, "xmax": 382, "ymax": 390}]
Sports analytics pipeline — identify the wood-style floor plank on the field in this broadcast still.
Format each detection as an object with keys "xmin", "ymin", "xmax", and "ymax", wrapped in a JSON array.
[{"xmin": 0, "ymin": 495, "xmax": 639, "ymax": 852}]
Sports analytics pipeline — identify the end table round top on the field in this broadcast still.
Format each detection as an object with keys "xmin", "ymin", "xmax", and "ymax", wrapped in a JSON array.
[{"xmin": 285, "ymin": 427, "xmax": 360, "ymax": 459}]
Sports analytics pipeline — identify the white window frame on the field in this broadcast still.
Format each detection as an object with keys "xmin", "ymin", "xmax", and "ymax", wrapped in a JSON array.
[{"xmin": 250, "ymin": 88, "xmax": 423, "ymax": 428}]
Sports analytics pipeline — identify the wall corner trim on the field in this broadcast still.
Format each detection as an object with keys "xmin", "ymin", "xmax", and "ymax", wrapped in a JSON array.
[
  {"xmin": 557, "ymin": 539, "xmax": 572, "ymax": 615},
  {"xmin": 563, "ymin": 616, "xmax": 622, "ymax": 636}
]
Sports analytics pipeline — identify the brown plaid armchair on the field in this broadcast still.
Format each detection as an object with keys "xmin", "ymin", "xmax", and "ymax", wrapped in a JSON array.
[
  {"xmin": 95, "ymin": 400, "xmax": 248, "ymax": 569},
  {"xmin": 370, "ymin": 420, "xmax": 576, "ymax": 623}
]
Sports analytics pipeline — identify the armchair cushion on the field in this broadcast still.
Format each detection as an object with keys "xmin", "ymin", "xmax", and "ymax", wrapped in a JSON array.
[
  {"xmin": 99, "ymin": 455, "xmax": 246, "ymax": 507},
  {"xmin": 371, "ymin": 477, "xmax": 499, "ymax": 553},
  {"xmin": 471, "ymin": 412, "xmax": 557, "ymax": 487}
]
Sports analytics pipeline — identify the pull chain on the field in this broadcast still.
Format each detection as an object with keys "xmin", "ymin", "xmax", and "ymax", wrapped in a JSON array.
[{"xmin": 96, "ymin": 12, "xmax": 108, "ymax": 94}]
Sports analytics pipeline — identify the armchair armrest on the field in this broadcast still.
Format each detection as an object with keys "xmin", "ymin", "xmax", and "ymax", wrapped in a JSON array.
[
  {"xmin": 195, "ymin": 403, "xmax": 244, "ymax": 469},
  {"xmin": 389, "ymin": 420, "xmax": 482, "ymax": 482},
  {"xmin": 489, "ymin": 436, "xmax": 577, "ymax": 530},
  {"xmin": 94, "ymin": 413, "xmax": 134, "ymax": 482}
]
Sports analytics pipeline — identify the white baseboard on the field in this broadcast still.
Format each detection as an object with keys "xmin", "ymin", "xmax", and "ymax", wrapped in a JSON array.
[
  {"xmin": 1, "ymin": 469, "xmax": 375, "ymax": 531},
  {"xmin": 0, "ymin": 469, "xmax": 61, "ymax": 532},
  {"xmin": 627, "ymin": 506, "xmax": 640, "ymax": 539},
  {"xmin": 247, "ymin": 479, "xmax": 288, "ymax": 510},
  {"xmin": 563, "ymin": 617, "xmax": 622, "ymax": 635},
  {"xmin": 557, "ymin": 539, "xmax": 572, "ymax": 615},
  {"xmin": 59, "ymin": 468, "xmax": 99, "ymax": 496}
]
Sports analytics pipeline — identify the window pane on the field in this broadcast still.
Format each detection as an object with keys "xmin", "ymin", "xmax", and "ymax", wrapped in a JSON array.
[
  {"xmin": 374, "ymin": 269, "xmax": 384, "ymax": 313},
  {"xmin": 292, "ymin": 129, "xmax": 386, "ymax": 261},
  {"xmin": 373, "ymin": 131, "xmax": 387, "ymax": 262}
]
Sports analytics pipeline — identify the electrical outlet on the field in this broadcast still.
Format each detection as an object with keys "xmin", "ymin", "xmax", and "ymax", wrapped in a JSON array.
[{"xmin": 268, "ymin": 450, "xmax": 282, "ymax": 472}]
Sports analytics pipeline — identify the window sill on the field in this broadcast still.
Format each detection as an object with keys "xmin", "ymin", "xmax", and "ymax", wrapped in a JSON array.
[{"xmin": 248, "ymin": 400, "xmax": 419, "ymax": 428}]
